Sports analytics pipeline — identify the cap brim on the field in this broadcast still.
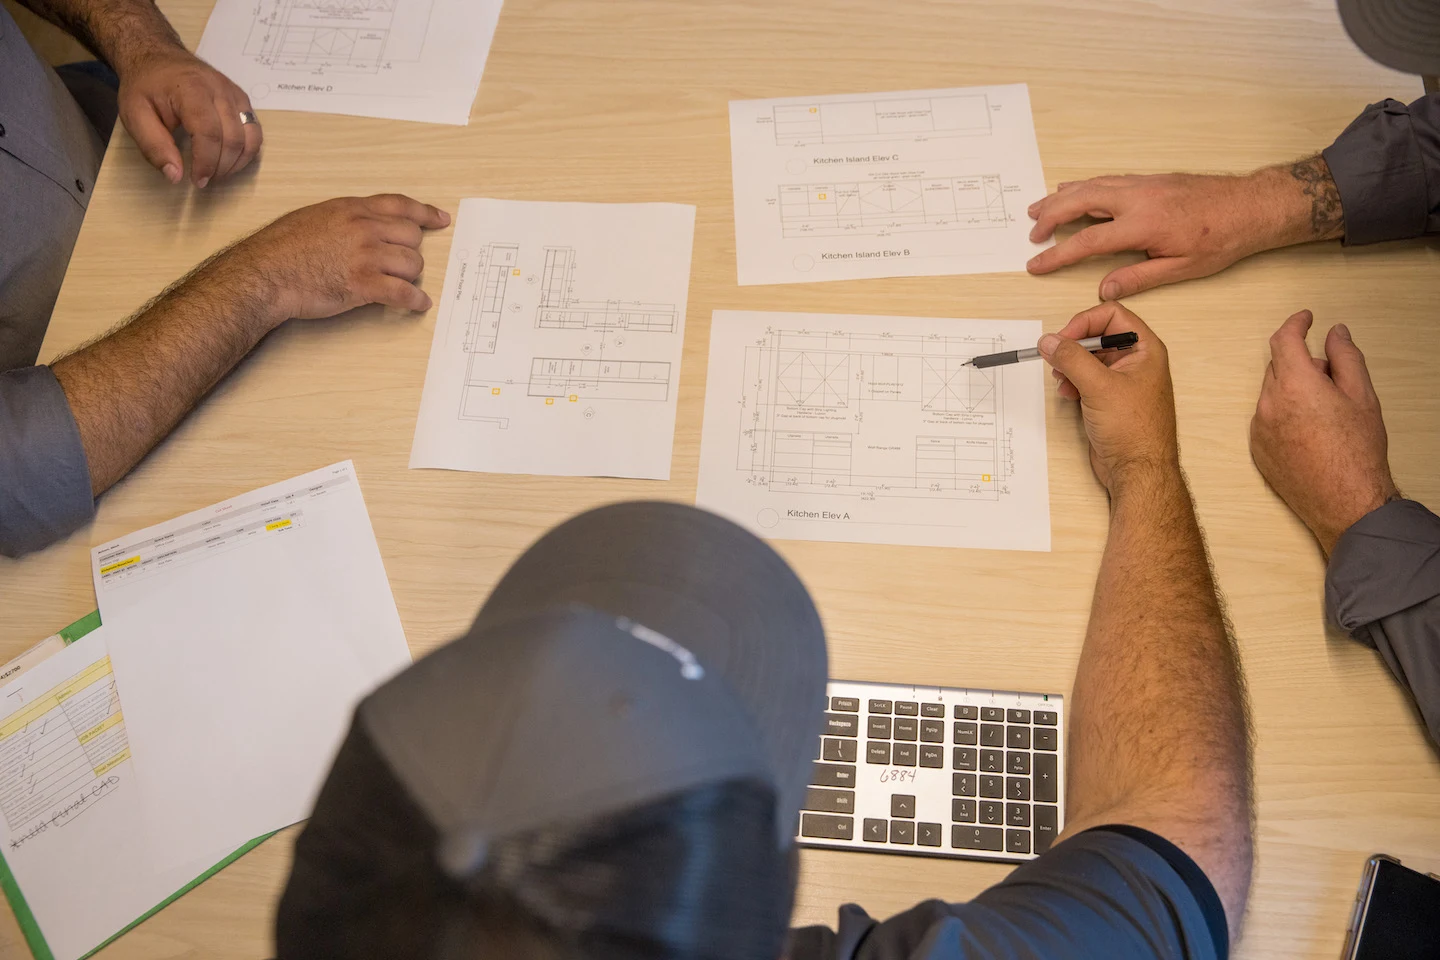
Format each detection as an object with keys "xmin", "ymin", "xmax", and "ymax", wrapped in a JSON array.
[{"xmin": 1338, "ymin": 0, "xmax": 1440, "ymax": 76}]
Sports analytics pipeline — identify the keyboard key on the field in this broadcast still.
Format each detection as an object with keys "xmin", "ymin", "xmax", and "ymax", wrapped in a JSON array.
[
  {"xmin": 921, "ymin": 702, "xmax": 945, "ymax": 717},
  {"xmin": 825, "ymin": 713, "xmax": 859, "ymax": 737},
  {"xmin": 1006, "ymin": 802, "xmax": 1030, "ymax": 827},
  {"xmin": 823, "ymin": 738, "xmax": 857, "ymax": 763},
  {"xmin": 1034, "ymin": 710, "xmax": 1058, "ymax": 726},
  {"xmin": 1006, "ymin": 829, "xmax": 1031, "ymax": 854},
  {"xmin": 952, "ymin": 773, "xmax": 976, "ymax": 796},
  {"xmin": 800, "ymin": 813, "xmax": 853, "ymax": 840},
  {"xmin": 953, "ymin": 747, "xmax": 977, "ymax": 771},
  {"xmin": 810, "ymin": 762, "xmax": 856, "ymax": 788},
  {"xmin": 895, "ymin": 701, "xmax": 919, "ymax": 716},
  {"xmin": 893, "ymin": 743, "xmax": 917, "ymax": 766},
  {"xmin": 1034, "ymin": 754, "xmax": 1058, "ymax": 803},
  {"xmin": 894, "ymin": 718, "xmax": 919, "ymax": 741},
  {"xmin": 953, "ymin": 721, "xmax": 978, "ymax": 745},
  {"xmin": 1007, "ymin": 726, "xmax": 1031, "ymax": 749},
  {"xmin": 1006, "ymin": 777, "xmax": 1031, "ymax": 801},
  {"xmin": 952, "ymin": 798, "xmax": 976, "ymax": 822},
  {"xmin": 920, "ymin": 719, "xmax": 945, "ymax": 743},
  {"xmin": 981, "ymin": 724, "xmax": 1005, "ymax": 747},
  {"xmin": 1034, "ymin": 728, "xmax": 1058, "ymax": 751},
  {"xmin": 919, "ymin": 745, "xmax": 944, "ymax": 768},
  {"xmin": 953, "ymin": 825, "xmax": 1004, "ymax": 851},
  {"xmin": 868, "ymin": 699, "xmax": 893, "ymax": 714},
  {"xmin": 863, "ymin": 818, "xmax": 887, "ymax": 843},
  {"xmin": 980, "ymin": 775, "xmax": 1004, "ymax": 798},
  {"xmin": 867, "ymin": 716, "xmax": 892, "ymax": 739},
  {"xmin": 918, "ymin": 822, "xmax": 943, "ymax": 847},
  {"xmin": 804, "ymin": 788, "xmax": 856, "ymax": 814},
  {"xmin": 981, "ymin": 707, "xmax": 1005, "ymax": 722},
  {"xmin": 1007, "ymin": 709, "xmax": 1031, "ymax": 724},
  {"xmin": 1007, "ymin": 751, "xmax": 1030, "ymax": 775},
  {"xmin": 867, "ymin": 742, "xmax": 891, "ymax": 764},
  {"xmin": 981, "ymin": 749, "xmax": 1004, "ymax": 773},
  {"xmin": 979, "ymin": 801, "xmax": 1003, "ymax": 825},
  {"xmin": 831, "ymin": 697, "xmax": 859, "ymax": 712},
  {"xmin": 1034, "ymin": 805, "xmax": 1059, "ymax": 853},
  {"xmin": 954, "ymin": 705, "xmax": 979, "ymax": 720},
  {"xmin": 890, "ymin": 820, "xmax": 916, "ymax": 844},
  {"xmin": 890, "ymin": 794, "xmax": 916, "ymax": 818}
]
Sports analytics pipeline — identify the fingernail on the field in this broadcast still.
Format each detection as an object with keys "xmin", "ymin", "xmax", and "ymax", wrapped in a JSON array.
[
  {"xmin": 1100, "ymin": 281, "xmax": 1120, "ymax": 300},
  {"xmin": 421, "ymin": 295, "xmax": 434, "ymax": 311},
  {"xmin": 1039, "ymin": 334, "xmax": 1060, "ymax": 357},
  {"xmin": 1027, "ymin": 201, "xmax": 1039, "ymax": 216},
  {"xmin": 163, "ymin": 163, "xmax": 181, "ymax": 183},
  {"xmin": 196, "ymin": 176, "xmax": 209, "ymax": 189},
  {"xmin": 1335, "ymin": 323, "xmax": 1351, "ymax": 341},
  {"xmin": 1026, "ymin": 256, "xmax": 1040, "ymax": 272},
  {"xmin": 440, "ymin": 210, "xmax": 451, "ymax": 225}
]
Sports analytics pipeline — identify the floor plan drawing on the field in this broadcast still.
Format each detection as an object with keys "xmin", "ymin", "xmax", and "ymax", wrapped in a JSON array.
[
  {"xmin": 778, "ymin": 175, "xmax": 1007, "ymax": 238},
  {"xmin": 412, "ymin": 199, "xmax": 696, "ymax": 480},
  {"xmin": 772, "ymin": 94, "xmax": 992, "ymax": 146},
  {"xmin": 729, "ymin": 84, "xmax": 1051, "ymax": 285},
  {"xmin": 698, "ymin": 311, "xmax": 1051, "ymax": 551},
  {"xmin": 197, "ymin": 0, "xmax": 504, "ymax": 124}
]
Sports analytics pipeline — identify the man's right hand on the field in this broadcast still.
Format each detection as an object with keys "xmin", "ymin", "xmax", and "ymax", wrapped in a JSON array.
[
  {"xmin": 1250, "ymin": 311, "xmax": 1399, "ymax": 557},
  {"xmin": 1038, "ymin": 302, "xmax": 1179, "ymax": 494},
  {"xmin": 219, "ymin": 195, "xmax": 451, "ymax": 328}
]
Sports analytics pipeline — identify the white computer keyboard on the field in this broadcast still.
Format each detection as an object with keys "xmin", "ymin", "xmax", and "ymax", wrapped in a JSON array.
[{"xmin": 797, "ymin": 680, "xmax": 1065, "ymax": 863}]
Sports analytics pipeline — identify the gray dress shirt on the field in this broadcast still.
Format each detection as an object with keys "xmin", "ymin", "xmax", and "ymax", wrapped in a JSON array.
[
  {"xmin": 1326, "ymin": 500, "xmax": 1440, "ymax": 748},
  {"xmin": 0, "ymin": 6, "xmax": 99, "ymax": 556},
  {"xmin": 1322, "ymin": 93, "xmax": 1440, "ymax": 244}
]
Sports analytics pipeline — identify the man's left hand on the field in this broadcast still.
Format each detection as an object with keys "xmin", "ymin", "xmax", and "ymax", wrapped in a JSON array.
[
  {"xmin": 1250, "ymin": 310, "xmax": 1399, "ymax": 557},
  {"xmin": 117, "ymin": 47, "xmax": 261, "ymax": 188}
]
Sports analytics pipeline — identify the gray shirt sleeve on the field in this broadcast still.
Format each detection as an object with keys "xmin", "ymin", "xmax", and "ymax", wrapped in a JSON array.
[
  {"xmin": 0, "ymin": 365, "xmax": 94, "ymax": 557},
  {"xmin": 1320, "ymin": 93, "xmax": 1440, "ymax": 245},
  {"xmin": 1326, "ymin": 499, "xmax": 1440, "ymax": 747}
]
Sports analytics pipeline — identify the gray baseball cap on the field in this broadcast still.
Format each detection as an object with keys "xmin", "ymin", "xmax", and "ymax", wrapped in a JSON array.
[{"xmin": 1338, "ymin": 0, "xmax": 1440, "ymax": 76}]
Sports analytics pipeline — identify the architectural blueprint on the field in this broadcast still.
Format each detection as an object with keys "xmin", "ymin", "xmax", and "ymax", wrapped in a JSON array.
[
  {"xmin": 196, "ymin": 0, "xmax": 503, "ymax": 124},
  {"xmin": 411, "ymin": 199, "xmax": 696, "ymax": 479},
  {"xmin": 696, "ymin": 311, "xmax": 1051, "ymax": 551},
  {"xmin": 729, "ymin": 85, "xmax": 1052, "ymax": 285}
]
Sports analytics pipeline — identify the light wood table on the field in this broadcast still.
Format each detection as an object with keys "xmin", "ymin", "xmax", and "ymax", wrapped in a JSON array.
[{"xmin": 3, "ymin": 1, "xmax": 1438, "ymax": 956}]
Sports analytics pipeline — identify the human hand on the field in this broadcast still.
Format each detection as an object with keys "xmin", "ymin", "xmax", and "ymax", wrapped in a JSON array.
[
  {"xmin": 1039, "ymin": 302, "xmax": 1178, "ymax": 493},
  {"xmin": 219, "ymin": 195, "xmax": 452, "ymax": 327},
  {"xmin": 117, "ymin": 46, "xmax": 261, "ymax": 187},
  {"xmin": 1025, "ymin": 160, "xmax": 1343, "ymax": 300},
  {"xmin": 1250, "ymin": 311, "xmax": 1398, "ymax": 557}
]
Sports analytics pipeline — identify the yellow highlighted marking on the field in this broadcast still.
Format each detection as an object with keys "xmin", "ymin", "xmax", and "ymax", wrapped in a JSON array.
[
  {"xmin": 78, "ymin": 710, "xmax": 123, "ymax": 745},
  {"xmin": 982, "ymin": 474, "xmax": 991, "ymax": 482},
  {"xmin": 545, "ymin": 397, "xmax": 554, "ymax": 405},
  {"xmin": 809, "ymin": 107, "xmax": 817, "ymax": 113},
  {"xmin": 491, "ymin": 387, "xmax": 501, "ymax": 395},
  {"xmin": 100, "ymin": 556, "xmax": 139, "ymax": 575},
  {"xmin": 569, "ymin": 395, "xmax": 578, "ymax": 402},
  {"xmin": 93, "ymin": 747, "xmax": 131, "ymax": 777},
  {"xmin": 512, "ymin": 268, "xmax": 521, "ymax": 276},
  {"xmin": 818, "ymin": 192, "xmax": 827, "ymax": 200},
  {"xmin": 0, "ymin": 658, "xmax": 112, "ymax": 740},
  {"xmin": 266, "ymin": 519, "xmax": 292, "ymax": 532}
]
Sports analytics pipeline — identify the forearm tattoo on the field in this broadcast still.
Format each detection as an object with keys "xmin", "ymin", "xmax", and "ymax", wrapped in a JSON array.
[{"xmin": 1289, "ymin": 155, "xmax": 1345, "ymax": 241}]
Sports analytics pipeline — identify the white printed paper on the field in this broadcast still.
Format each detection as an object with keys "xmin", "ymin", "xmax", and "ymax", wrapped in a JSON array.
[
  {"xmin": 92, "ymin": 462, "xmax": 412, "ymax": 872},
  {"xmin": 729, "ymin": 84, "xmax": 1051, "ymax": 285},
  {"xmin": 0, "ymin": 629, "xmax": 247, "ymax": 960},
  {"xmin": 697, "ymin": 311, "xmax": 1051, "ymax": 551},
  {"xmin": 410, "ymin": 199, "xmax": 696, "ymax": 480},
  {"xmin": 196, "ymin": 0, "xmax": 504, "ymax": 125}
]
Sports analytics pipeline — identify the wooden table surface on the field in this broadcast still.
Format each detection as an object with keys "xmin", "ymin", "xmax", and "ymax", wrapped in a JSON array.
[{"xmin": 3, "ymin": 1, "xmax": 1437, "ymax": 956}]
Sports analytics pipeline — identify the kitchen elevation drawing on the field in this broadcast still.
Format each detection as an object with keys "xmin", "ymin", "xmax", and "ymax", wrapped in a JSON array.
[
  {"xmin": 411, "ymin": 199, "xmax": 696, "ymax": 480},
  {"xmin": 697, "ymin": 311, "xmax": 1051, "ymax": 551}
]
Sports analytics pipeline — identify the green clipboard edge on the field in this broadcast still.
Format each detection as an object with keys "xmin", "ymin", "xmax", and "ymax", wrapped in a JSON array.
[{"xmin": 0, "ymin": 611, "xmax": 275, "ymax": 960}]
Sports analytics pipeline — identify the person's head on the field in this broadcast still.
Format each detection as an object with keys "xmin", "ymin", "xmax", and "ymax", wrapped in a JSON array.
[
  {"xmin": 274, "ymin": 503, "xmax": 828, "ymax": 959},
  {"xmin": 1336, "ymin": 0, "xmax": 1440, "ymax": 79}
]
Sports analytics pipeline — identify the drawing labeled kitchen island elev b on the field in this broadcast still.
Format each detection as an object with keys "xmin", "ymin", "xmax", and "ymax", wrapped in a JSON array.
[{"xmin": 697, "ymin": 311, "xmax": 1051, "ymax": 551}]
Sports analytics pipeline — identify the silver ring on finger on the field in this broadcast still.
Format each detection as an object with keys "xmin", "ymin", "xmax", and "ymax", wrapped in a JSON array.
[{"xmin": 239, "ymin": 111, "xmax": 259, "ymax": 126}]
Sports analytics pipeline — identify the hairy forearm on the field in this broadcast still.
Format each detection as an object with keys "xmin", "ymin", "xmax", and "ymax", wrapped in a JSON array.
[
  {"xmin": 17, "ymin": 0, "xmax": 183, "ymax": 75},
  {"xmin": 1064, "ymin": 466, "xmax": 1253, "ymax": 923},
  {"xmin": 1249, "ymin": 155, "xmax": 1346, "ymax": 247},
  {"xmin": 51, "ymin": 249, "xmax": 282, "ymax": 495}
]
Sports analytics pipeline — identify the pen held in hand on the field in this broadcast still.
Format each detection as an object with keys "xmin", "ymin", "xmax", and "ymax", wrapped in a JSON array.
[{"xmin": 963, "ymin": 331, "xmax": 1139, "ymax": 369}]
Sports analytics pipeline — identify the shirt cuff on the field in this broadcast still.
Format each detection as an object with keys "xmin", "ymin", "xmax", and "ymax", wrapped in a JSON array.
[
  {"xmin": 1326, "ymin": 500, "xmax": 1440, "ymax": 633},
  {"xmin": 1321, "ymin": 98, "xmax": 1433, "ymax": 245},
  {"xmin": 0, "ymin": 365, "xmax": 94, "ymax": 557}
]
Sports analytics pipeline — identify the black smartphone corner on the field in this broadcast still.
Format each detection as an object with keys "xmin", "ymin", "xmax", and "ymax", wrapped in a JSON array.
[{"xmin": 1341, "ymin": 854, "xmax": 1440, "ymax": 960}]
